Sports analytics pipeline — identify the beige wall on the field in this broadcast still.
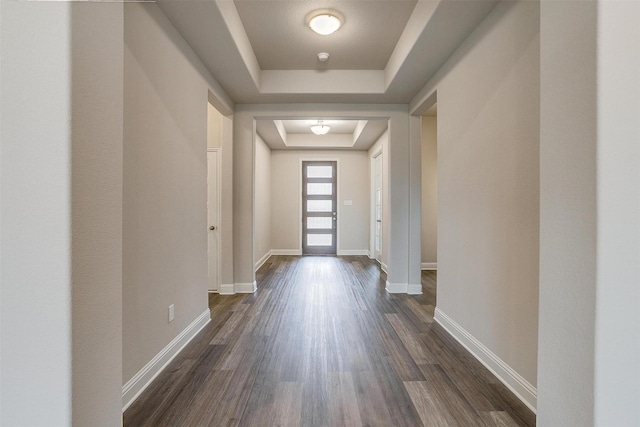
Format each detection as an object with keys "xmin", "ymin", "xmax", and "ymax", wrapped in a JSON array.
[
  {"xmin": 123, "ymin": 2, "xmax": 222, "ymax": 383},
  {"xmin": 254, "ymin": 135, "xmax": 272, "ymax": 265},
  {"xmin": 421, "ymin": 116, "xmax": 437, "ymax": 266},
  {"xmin": 414, "ymin": 0, "xmax": 540, "ymax": 404},
  {"xmin": 538, "ymin": 3, "xmax": 596, "ymax": 423},
  {"xmin": 207, "ymin": 102, "xmax": 222, "ymax": 148},
  {"xmin": 368, "ymin": 130, "xmax": 390, "ymax": 269},
  {"xmin": 271, "ymin": 150, "xmax": 370, "ymax": 254},
  {"xmin": 70, "ymin": 5, "xmax": 124, "ymax": 425}
]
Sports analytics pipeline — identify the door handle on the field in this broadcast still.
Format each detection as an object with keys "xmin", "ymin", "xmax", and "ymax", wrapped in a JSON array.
[{"xmin": 209, "ymin": 226, "xmax": 216, "ymax": 230}]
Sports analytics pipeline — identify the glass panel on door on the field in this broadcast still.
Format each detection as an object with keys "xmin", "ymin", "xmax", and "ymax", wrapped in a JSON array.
[{"xmin": 307, "ymin": 217, "xmax": 333, "ymax": 229}]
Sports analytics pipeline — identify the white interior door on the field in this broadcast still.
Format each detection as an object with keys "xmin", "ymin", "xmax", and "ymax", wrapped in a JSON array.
[
  {"xmin": 207, "ymin": 150, "xmax": 219, "ymax": 292},
  {"xmin": 374, "ymin": 153, "xmax": 383, "ymax": 261}
]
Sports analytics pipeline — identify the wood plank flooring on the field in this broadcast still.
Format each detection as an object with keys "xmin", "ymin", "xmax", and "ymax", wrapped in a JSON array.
[{"xmin": 124, "ymin": 256, "xmax": 535, "ymax": 427}]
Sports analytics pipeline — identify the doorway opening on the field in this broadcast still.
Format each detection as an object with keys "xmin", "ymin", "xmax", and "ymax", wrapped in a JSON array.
[
  {"xmin": 420, "ymin": 102, "xmax": 438, "ymax": 306},
  {"xmin": 302, "ymin": 161, "xmax": 337, "ymax": 255}
]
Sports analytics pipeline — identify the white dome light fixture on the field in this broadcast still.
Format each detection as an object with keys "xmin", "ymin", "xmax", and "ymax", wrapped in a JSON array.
[
  {"xmin": 310, "ymin": 120, "xmax": 331, "ymax": 135},
  {"xmin": 307, "ymin": 11, "xmax": 343, "ymax": 36}
]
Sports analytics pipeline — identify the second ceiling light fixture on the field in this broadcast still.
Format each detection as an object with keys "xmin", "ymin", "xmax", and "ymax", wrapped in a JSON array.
[{"xmin": 310, "ymin": 120, "xmax": 331, "ymax": 135}]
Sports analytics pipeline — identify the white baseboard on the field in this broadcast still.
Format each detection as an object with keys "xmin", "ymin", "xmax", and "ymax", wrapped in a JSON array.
[
  {"xmin": 407, "ymin": 283, "xmax": 423, "ymax": 295},
  {"xmin": 379, "ymin": 260, "xmax": 388, "ymax": 274},
  {"xmin": 434, "ymin": 308, "xmax": 537, "ymax": 413},
  {"xmin": 255, "ymin": 250, "xmax": 272, "ymax": 271},
  {"xmin": 421, "ymin": 262, "xmax": 437, "ymax": 270},
  {"xmin": 217, "ymin": 282, "xmax": 257, "ymax": 295},
  {"xmin": 271, "ymin": 249, "xmax": 302, "ymax": 256},
  {"xmin": 122, "ymin": 309, "xmax": 210, "ymax": 411},
  {"xmin": 219, "ymin": 284, "xmax": 235, "ymax": 295},
  {"xmin": 235, "ymin": 281, "xmax": 257, "ymax": 293},
  {"xmin": 337, "ymin": 249, "xmax": 370, "ymax": 256},
  {"xmin": 385, "ymin": 281, "xmax": 408, "ymax": 293}
]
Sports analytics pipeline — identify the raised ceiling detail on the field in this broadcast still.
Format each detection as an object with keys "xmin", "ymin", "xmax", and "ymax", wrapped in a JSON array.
[
  {"xmin": 256, "ymin": 119, "xmax": 388, "ymax": 151},
  {"xmin": 234, "ymin": 1, "xmax": 417, "ymax": 70},
  {"xmin": 156, "ymin": 0, "xmax": 499, "ymax": 104}
]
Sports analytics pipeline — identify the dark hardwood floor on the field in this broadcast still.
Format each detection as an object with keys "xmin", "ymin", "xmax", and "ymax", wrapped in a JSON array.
[{"xmin": 124, "ymin": 256, "xmax": 535, "ymax": 427}]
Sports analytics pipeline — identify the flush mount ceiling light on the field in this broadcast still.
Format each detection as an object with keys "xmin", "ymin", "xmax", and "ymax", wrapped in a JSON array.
[
  {"xmin": 306, "ymin": 10, "xmax": 343, "ymax": 36},
  {"xmin": 310, "ymin": 120, "xmax": 330, "ymax": 135}
]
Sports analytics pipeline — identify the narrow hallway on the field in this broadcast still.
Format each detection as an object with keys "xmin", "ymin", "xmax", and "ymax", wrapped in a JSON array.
[{"xmin": 124, "ymin": 256, "xmax": 534, "ymax": 426}]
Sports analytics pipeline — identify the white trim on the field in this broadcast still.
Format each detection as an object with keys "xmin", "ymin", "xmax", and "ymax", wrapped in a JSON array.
[
  {"xmin": 379, "ymin": 260, "xmax": 388, "ymax": 274},
  {"xmin": 255, "ymin": 250, "xmax": 272, "ymax": 271},
  {"xmin": 122, "ymin": 309, "xmax": 211, "ymax": 411},
  {"xmin": 385, "ymin": 281, "xmax": 408, "ymax": 293},
  {"xmin": 235, "ymin": 281, "xmax": 257, "ymax": 293},
  {"xmin": 407, "ymin": 284, "xmax": 423, "ymax": 295},
  {"xmin": 219, "ymin": 284, "xmax": 235, "ymax": 295},
  {"xmin": 207, "ymin": 148, "xmax": 222, "ymax": 292},
  {"xmin": 337, "ymin": 249, "xmax": 370, "ymax": 256},
  {"xmin": 370, "ymin": 150, "xmax": 384, "ymax": 262},
  {"xmin": 421, "ymin": 262, "xmax": 437, "ymax": 270},
  {"xmin": 434, "ymin": 308, "xmax": 537, "ymax": 413},
  {"xmin": 271, "ymin": 249, "xmax": 302, "ymax": 256}
]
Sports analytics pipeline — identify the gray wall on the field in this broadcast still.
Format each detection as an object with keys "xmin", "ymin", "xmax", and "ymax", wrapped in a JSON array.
[
  {"xmin": 420, "ymin": 116, "xmax": 437, "ymax": 267},
  {"xmin": 270, "ymin": 150, "xmax": 370, "ymax": 254},
  {"xmin": 123, "ymin": 2, "xmax": 223, "ymax": 383},
  {"xmin": 1, "ymin": 2, "xmax": 124, "ymax": 425},
  {"xmin": 538, "ymin": 1, "xmax": 640, "ymax": 425},
  {"xmin": 593, "ymin": 2, "xmax": 640, "ymax": 423}
]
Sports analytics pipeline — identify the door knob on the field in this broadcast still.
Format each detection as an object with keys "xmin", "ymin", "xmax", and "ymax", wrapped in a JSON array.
[{"xmin": 209, "ymin": 226, "xmax": 216, "ymax": 230}]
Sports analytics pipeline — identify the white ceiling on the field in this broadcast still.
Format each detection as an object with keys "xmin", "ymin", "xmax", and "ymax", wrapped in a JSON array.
[{"xmin": 156, "ymin": 0, "xmax": 499, "ymax": 104}]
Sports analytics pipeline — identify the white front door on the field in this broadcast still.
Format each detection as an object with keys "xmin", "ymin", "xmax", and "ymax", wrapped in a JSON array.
[{"xmin": 207, "ymin": 150, "xmax": 219, "ymax": 292}]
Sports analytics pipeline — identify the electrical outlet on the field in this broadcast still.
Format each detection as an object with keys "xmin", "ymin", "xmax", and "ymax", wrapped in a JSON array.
[{"xmin": 168, "ymin": 304, "xmax": 175, "ymax": 323}]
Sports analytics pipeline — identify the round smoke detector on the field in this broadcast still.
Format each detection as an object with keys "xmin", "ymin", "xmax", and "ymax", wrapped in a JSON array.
[{"xmin": 317, "ymin": 52, "xmax": 330, "ymax": 62}]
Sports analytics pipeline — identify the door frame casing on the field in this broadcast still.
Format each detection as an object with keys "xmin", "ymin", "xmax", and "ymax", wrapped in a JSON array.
[
  {"xmin": 370, "ymin": 149, "xmax": 383, "ymax": 261},
  {"xmin": 207, "ymin": 148, "xmax": 221, "ymax": 292},
  {"xmin": 298, "ymin": 157, "xmax": 340, "ymax": 255}
]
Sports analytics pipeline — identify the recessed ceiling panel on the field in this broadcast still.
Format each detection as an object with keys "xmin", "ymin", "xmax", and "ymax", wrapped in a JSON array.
[
  {"xmin": 256, "ymin": 118, "xmax": 387, "ymax": 150},
  {"xmin": 234, "ymin": 0, "xmax": 418, "ymax": 70}
]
